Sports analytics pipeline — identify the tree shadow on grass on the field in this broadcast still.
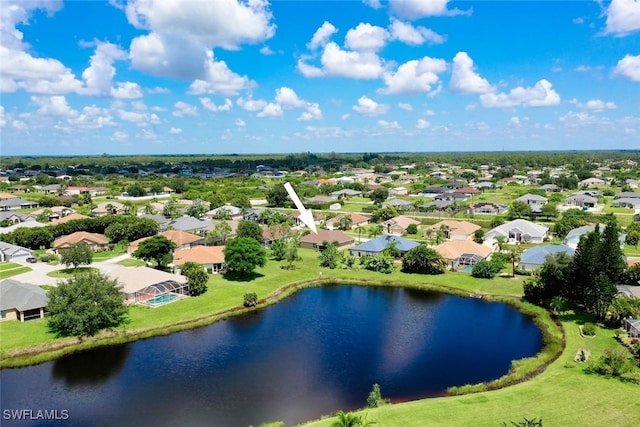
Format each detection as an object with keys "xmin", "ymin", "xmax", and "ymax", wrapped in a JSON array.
[
  {"xmin": 221, "ymin": 271, "xmax": 264, "ymax": 282},
  {"xmin": 556, "ymin": 311, "xmax": 597, "ymax": 325}
]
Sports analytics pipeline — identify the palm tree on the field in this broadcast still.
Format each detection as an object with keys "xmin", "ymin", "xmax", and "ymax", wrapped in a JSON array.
[
  {"xmin": 331, "ymin": 411, "xmax": 375, "ymax": 427},
  {"xmin": 368, "ymin": 224, "xmax": 383, "ymax": 239},
  {"xmin": 509, "ymin": 247, "xmax": 521, "ymax": 277},
  {"xmin": 355, "ymin": 225, "xmax": 366, "ymax": 242},
  {"xmin": 494, "ymin": 236, "xmax": 507, "ymax": 252}
]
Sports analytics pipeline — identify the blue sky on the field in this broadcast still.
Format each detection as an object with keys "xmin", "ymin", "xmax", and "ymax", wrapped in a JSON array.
[{"xmin": 1, "ymin": 0, "xmax": 639, "ymax": 156}]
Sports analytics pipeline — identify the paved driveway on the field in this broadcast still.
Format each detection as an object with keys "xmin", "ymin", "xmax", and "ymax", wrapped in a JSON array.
[{"xmin": 9, "ymin": 253, "xmax": 133, "ymax": 286}]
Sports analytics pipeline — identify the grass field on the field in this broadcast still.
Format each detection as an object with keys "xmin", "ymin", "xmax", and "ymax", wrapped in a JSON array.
[
  {"xmin": 46, "ymin": 267, "xmax": 99, "ymax": 279},
  {"xmin": 117, "ymin": 258, "xmax": 146, "ymax": 267},
  {"xmin": 0, "ymin": 262, "xmax": 31, "ymax": 279}
]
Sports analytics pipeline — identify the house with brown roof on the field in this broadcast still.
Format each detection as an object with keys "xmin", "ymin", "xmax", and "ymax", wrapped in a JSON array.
[
  {"xmin": 91, "ymin": 201, "xmax": 128, "ymax": 217},
  {"xmin": 53, "ymin": 232, "xmax": 109, "ymax": 251},
  {"xmin": 49, "ymin": 212, "xmax": 90, "ymax": 225},
  {"xmin": 173, "ymin": 245, "xmax": 226, "ymax": 273},
  {"xmin": 325, "ymin": 213, "xmax": 370, "ymax": 230},
  {"xmin": 427, "ymin": 220, "xmax": 481, "ymax": 241},
  {"xmin": 299, "ymin": 230, "xmax": 354, "ymax": 251},
  {"xmin": 128, "ymin": 230, "xmax": 204, "ymax": 253},
  {"xmin": 381, "ymin": 215, "xmax": 421, "ymax": 235},
  {"xmin": 434, "ymin": 240, "xmax": 493, "ymax": 271}
]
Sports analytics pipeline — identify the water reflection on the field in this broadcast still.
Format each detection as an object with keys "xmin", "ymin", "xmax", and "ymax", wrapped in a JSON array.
[{"xmin": 52, "ymin": 343, "xmax": 130, "ymax": 386}]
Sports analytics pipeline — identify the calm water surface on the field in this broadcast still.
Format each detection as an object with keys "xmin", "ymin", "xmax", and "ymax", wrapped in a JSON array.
[{"xmin": 1, "ymin": 286, "xmax": 542, "ymax": 426}]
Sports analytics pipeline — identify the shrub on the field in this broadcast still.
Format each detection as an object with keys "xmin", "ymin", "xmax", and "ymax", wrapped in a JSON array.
[
  {"xmin": 243, "ymin": 292, "xmax": 258, "ymax": 307},
  {"xmin": 588, "ymin": 347, "xmax": 634, "ymax": 377},
  {"xmin": 582, "ymin": 323, "xmax": 596, "ymax": 336},
  {"xmin": 402, "ymin": 244, "xmax": 447, "ymax": 275},
  {"xmin": 406, "ymin": 223, "xmax": 418, "ymax": 235},
  {"xmin": 366, "ymin": 383, "xmax": 388, "ymax": 408},
  {"xmin": 471, "ymin": 260, "xmax": 500, "ymax": 278}
]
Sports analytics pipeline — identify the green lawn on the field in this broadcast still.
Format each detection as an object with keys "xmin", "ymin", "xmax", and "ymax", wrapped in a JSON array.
[
  {"xmin": 46, "ymin": 267, "xmax": 99, "ymax": 279},
  {"xmin": 92, "ymin": 243, "xmax": 127, "ymax": 261},
  {"xmin": 302, "ymin": 317, "xmax": 640, "ymax": 427},
  {"xmin": 117, "ymin": 258, "xmax": 146, "ymax": 267},
  {"xmin": 0, "ymin": 263, "xmax": 31, "ymax": 279}
]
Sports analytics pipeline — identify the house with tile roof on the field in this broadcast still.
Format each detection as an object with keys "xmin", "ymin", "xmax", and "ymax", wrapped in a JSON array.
[
  {"xmin": 53, "ymin": 232, "xmax": 109, "ymax": 251},
  {"xmin": 381, "ymin": 215, "xmax": 421, "ymax": 235},
  {"xmin": 173, "ymin": 245, "xmax": 226, "ymax": 273},
  {"xmin": 434, "ymin": 240, "xmax": 493, "ymax": 271},
  {"xmin": 300, "ymin": 230, "xmax": 353, "ymax": 251},
  {"xmin": 427, "ymin": 220, "xmax": 480, "ymax": 241}
]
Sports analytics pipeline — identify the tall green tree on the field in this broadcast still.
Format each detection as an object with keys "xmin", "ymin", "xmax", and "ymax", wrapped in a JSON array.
[
  {"xmin": 270, "ymin": 238, "xmax": 287, "ymax": 261},
  {"xmin": 236, "ymin": 219, "xmax": 264, "ymax": 243},
  {"xmin": 266, "ymin": 184, "xmax": 289, "ymax": 207},
  {"xmin": 599, "ymin": 216, "xmax": 626, "ymax": 284},
  {"xmin": 180, "ymin": 261, "xmax": 209, "ymax": 296},
  {"xmin": 401, "ymin": 244, "xmax": 447, "ymax": 274},
  {"xmin": 47, "ymin": 271, "xmax": 128, "ymax": 337},
  {"xmin": 223, "ymin": 238, "xmax": 267, "ymax": 277},
  {"xmin": 60, "ymin": 243, "xmax": 93, "ymax": 270},
  {"xmin": 132, "ymin": 235, "xmax": 176, "ymax": 269},
  {"xmin": 507, "ymin": 201, "xmax": 533, "ymax": 220}
]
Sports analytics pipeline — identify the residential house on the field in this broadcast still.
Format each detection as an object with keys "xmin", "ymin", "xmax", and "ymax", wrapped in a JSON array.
[
  {"xmin": 325, "ymin": 213, "xmax": 370, "ymax": 230},
  {"xmin": 427, "ymin": 220, "xmax": 480, "ymax": 241},
  {"xmin": 563, "ymin": 224, "xmax": 625, "ymax": 249},
  {"xmin": 0, "ymin": 241, "xmax": 33, "ymax": 262},
  {"xmin": 434, "ymin": 240, "xmax": 493, "ymax": 271},
  {"xmin": 330, "ymin": 189, "xmax": 363, "ymax": 199},
  {"xmin": 612, "ymin": 198, "xmax": 640, "ymax": 209},
  {"xmin": 32, "ymin": 206, "xmax": 75, "ymax": 221},
  {"xmin": 39, "ymin": 184, "xmax": 62, "ymax": 194},
  {"xmin": 381, "ymin": 215, "xmax": 421, "ymax": 235},
  {"xmin": 539, "ymin": 184, "xmax": 561, "ymax": 193},
  {"xmin": 626, "ymin": 319, "xmax": 640, "ymax": 339},
  {"xmin": 0, "ymin": 192, "xmax": 17, "ymax": 200},
  {"xmin": 0, "ymin": 279, "xmax": 48, "ymax": 321},
  {"xmin": 53, "ymin": 232, "xmax": 109, "ymax": 251},
  {"xmin": 349, "ymin": 235, "xmax": 419, "ymax": 257},
  {"xmin": 0, "ymin": 197, "xmax": 38, "ymax": 211},
  {"xmin": 173, "ymin": 245, "xmax": 226, "ymax": 273},
  {"xmin": 206, "ymin": 205, "xmax": 243, "ymax": 220},
  {"xmin": 466, "ymin": 202, "xmax": 508, "ymax": 215},
  {"xmin": 515, "ymin": 194, "xmax": 548, "ymax": 213},
  {"xmin": 262, "ymin": 226, "xmax": 292, "ymax": 248},
  {"xmin": 484, "ymin": 219, "xmax": 549, "ymax": 245},
  {"xmin": 579, "ymin": 177, "xmax": 605, "ymax": 187},
  {"xmin": 167, "ymin": 217, "xmax": 212, "ymax": 234},
  {"xmin": 300, "ymin": 229, "xmax": 353, "ymax": 251},
  {"xmin": 0, "ymin": 211, "xmax": 37, "ymax": 225},
  {"xmin": 0, "ymin": 221, "xmax": 46, "ymax": 234},
  {"xmin": 137, "ymin": 214, "xmax": 172, "ymax": 231},
  {"xmin": 91, "ymin": 201, "xmax": 128, "ymax": 216},
  {"xmin": 434, "ymin": 192, "xmax": 470, "ymax": 203},
  {"xmin": 305, "ymin": 195, "xmax": 335, "ymax": 205},
  {"xmin": 519, "ymin": 244, "xmax": 575, "ymax": 271},
  {"xmin": 564, "ymin": 194, "xmax": 598, "ymax": 209},
  {"xmin": 128, "ymin": 230, "xmax": 204, "ymax": 253},
  {"xmin": 49, "ymin": 212, "xmax": 90, "ymax": 226},
  {"xmin": 381, "ymin": 199, "xmax": 414, "ymax": 209},
  {"xmin": 388, "ymin": 187, "xmax": 408, "ymax": 197},
  {"xmin": 453, "ymin": 187, "xmax": 481, "ymax": 197},
  {"xmin": 108, "ymin": 266, "xmax": 188, "ymax": 305}
]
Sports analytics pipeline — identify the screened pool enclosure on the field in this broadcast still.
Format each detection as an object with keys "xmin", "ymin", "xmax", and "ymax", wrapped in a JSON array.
[{"xmin": 135, "ymin": 280, "xmax": 189, "ymax": 307}]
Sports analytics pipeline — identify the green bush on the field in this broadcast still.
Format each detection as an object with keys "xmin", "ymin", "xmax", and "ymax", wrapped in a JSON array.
[
  {"xmin": 582, "ymin": 323, "xmax": 596, "ymax": 336},
  {"xmin": 471, "ymin": 260, "xmax": 500, "ymax": 279}
]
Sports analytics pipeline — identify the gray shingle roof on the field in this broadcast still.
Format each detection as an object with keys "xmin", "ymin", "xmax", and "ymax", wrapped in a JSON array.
[
  {"xmin": 0, "ymin": 279, "xmax": 48, "ymax": 311},
  {"xmin": 350, "ymin": 235, "xmax": 420, "ymax": 254},
  {"xmin": 521, "ymin": 244, "xmax": 574, "ymax": 266}
]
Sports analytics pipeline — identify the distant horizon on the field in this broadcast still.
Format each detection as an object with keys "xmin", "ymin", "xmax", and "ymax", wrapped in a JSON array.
[
  {"xmin": 1, "ymin": 1, "xmax": 639, "ymax": 156},
  {"xmin": 3, "ymin": 148, "xmax": 640, "ymax": 161}
]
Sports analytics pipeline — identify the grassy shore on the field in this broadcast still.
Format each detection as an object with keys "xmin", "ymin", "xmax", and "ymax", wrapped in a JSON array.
[
  {"xmin": 302, "ymin": 315, "xmax": 640, "ymax": 427},
  {"xmin": 1, "ymin": 248, "xmax": 638, "ymax": 427}
]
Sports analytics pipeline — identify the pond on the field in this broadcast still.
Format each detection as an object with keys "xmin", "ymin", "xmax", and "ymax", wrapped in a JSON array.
[{"xmin": 0, "ymin": 286, "xmax": 542, "ymax": 426}]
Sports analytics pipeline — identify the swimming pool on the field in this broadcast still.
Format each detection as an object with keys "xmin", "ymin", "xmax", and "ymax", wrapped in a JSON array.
[
  {"xmin": 146, "ymin": 293, "xmax": 179, "ymax": 306},
  {"xmin": 460, "ymin": 266, "xmax": 473, "ymax": 273}
]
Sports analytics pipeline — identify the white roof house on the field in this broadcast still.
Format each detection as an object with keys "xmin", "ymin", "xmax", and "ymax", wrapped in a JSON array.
[
  {"xmin": 484, "ymin": 219, "xmax": 549, "ymax": 245},
  {"xmin": 108, "ymin": 266, "xmax": 188, "ymax": 304}
]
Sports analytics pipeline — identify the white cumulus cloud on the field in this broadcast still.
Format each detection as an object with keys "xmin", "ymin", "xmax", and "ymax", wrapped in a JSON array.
[
  {"xmin": 352, "ymin": 96, "xmax": 389, "ymax": 116},
  {"xmin": 480, "ymin": 79, "xmax": 561, "ymax": 108},
  {"xmin": 570, "ymin": 98, "xmax": 617, "ymax": 112},
  {"xmin": 307, "ymin": 21, "xmax": 338, "ymax": 50},
  {"xmin": 613, "ymin": 54, "xmax": 640, "ymax": 81},
  {"xmin": 388, "ymin": 19, "xmax": 446, "ymax": 45},
  {"xmin": 449, "ymin": 52, "xmax": 493, "ymax": 94},
  {"xmin": 257, "ymin": 102, "xmax": 283, "ymax": 118},
  {"xmin": 237, "ymin": 96, "xmax": 267, "ymax": 111},
  {"xmin": 416, "ymin": 119, "xmax": 430, "ymax": 129},
  {"xmin": 173, "ymin": 101, "xmax": 198, "ymax": 117},
  {"xmin": 200, "ymin": 97, "xmax": 233, "ymax": 112},
  {"xmin": 169, "ymin": 127, "xmax": 183, "ymax": 134},
  {"xmin": 345, "ymin": 23, "xmax": 388, "ymax": 52},
  {"xmin": 275, "ymin": 87, "xmax": 306, "ymax": 108},
  {"xmin": 31, "ymin": 95, "xmax": 77, "ymax": 118},
  {"xmin": 602, "ymin": 0, "xmax": 640, "ymax": 36},
  {"xmin": 388, "ymin": 0, "xmax": 471, "ymax": 20},
  {"xmin": 380, "ymin": 57, "xmax": 447, "ymax": 95},
  {"xmin": 378, "ymin": 120, "xmax": 401, "ymax": 129},
  {"xmin": 298, "ymin": 103, "xmax": 323, "ymax": 121}
]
